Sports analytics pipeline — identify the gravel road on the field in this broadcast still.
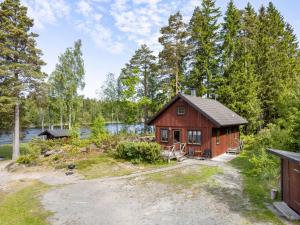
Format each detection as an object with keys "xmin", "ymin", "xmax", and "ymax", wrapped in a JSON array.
[{"xmin": 41, "ymin": 159, "xmax": 273, "ymax": 225}]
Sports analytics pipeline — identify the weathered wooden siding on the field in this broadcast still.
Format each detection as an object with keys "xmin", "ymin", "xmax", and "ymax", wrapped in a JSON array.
[
  {"xmin": 210, "ymin": 126, "xmax": 240, "ymax": 157},
  {"xmin": 282, "ymin": 159, "xmax": 300, "ymax": 214},
  {"xmin": 152, "ymin": 98, "xmax": 240, "ymax": 157}
]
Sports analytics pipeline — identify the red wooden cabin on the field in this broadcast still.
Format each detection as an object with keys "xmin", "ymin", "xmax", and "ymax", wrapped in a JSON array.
[{"xmin": 147, "ymin": 93, "xmax": 248, "ymax": 158}]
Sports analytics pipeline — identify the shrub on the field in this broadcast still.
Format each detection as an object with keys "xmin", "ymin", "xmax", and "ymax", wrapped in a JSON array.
[
  {"xmin": 16, "ymin": 143, "xmax": 41, "ymax": 165},
  {"xmin": 91, "ymin": 116, "xmax": 108, "ymax": 145},
  {"xmin": 17, "ymin": 154, "xmax": 37, "ymax": 164},
  {"xmin": 245, "ymin": 124, "xmax": 290, "ymax": 180},
  {"xmin": 70, "ymin": 125, "xmax": 80, "ymax": 139},
  {"xmin": 115, "ymin": 142, "xmax": 162, "ymax": 163}
]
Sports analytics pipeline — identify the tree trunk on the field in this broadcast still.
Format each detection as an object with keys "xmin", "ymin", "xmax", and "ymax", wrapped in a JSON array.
[
  {"xmin": 41, "ymin": 111, "xmax": 45, "ymax": 140},
  {"xmin": 12, "ymin": 102, "xmax": 20, "ymax": 160},
  {"xmin": 41, "ymin": 112, "xmax": 44, "ymax": 131},
  {"xmin": 60, "ymin": 108, "xmax": 63, "ymax": 130},
  {"xmin": 68, "ymin": 106, "xmax": 72, "ymax": 129}
]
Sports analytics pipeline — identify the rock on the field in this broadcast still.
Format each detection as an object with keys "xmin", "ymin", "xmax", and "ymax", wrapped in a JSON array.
[
  {"xmin": 44, "ymin": 150, "xmax": 55, "ymax": 157},
  {"xmin": 89, "ymin": 144, "xmax": 98, "ymax": 151},
  {"xmin": 43, "ymin": 149, "xmax": 63, "ymax": 157},
  {"xmin": 65, "ymin": 170, "xmax": 74, "ymax": 176},
  {"xmin": 80, "ymin": 147, "xmax": 88, "ymax": 153},
  {"xmin": 68, "ymin": 164, "xmax": 76, "ymax": 170}
]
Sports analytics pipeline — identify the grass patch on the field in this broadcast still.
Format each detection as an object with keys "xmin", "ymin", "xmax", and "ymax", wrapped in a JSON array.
[
  {"xmin": 147, "ymin": 165, "xmax": 222, "ymax": 188},
  {"xmin": 0, "ymin": 144, "xmax": 30, "ymax": 160},
  {"xmin": 0, "ymin": 181, "xmax": 51, "ymax": 225},
  {"xmin": 75, "ymin": 153, "xmax": 176, "ymax": 180},
  {"xmin": 230, "ymin": 152, "xmax": 284, "ymax": 225}
]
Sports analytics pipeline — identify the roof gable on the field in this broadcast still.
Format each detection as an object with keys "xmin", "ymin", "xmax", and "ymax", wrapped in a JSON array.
[
  {"xmin": 147, "ymin": 93, "xmax": 248, "ymax": 127},
  {"xmin": 38, "ymin": 129, "xmax": 70, "ymax": 137}
]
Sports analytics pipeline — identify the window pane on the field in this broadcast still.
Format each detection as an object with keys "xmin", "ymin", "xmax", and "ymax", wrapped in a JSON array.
[
  {"xmin": 177, "ymin": 106, "xmax": 185, "ymax": 115},
  {"xmin": 188, "ymin": 130, "xmax": 201, "ymax": 144},
  {"xmin": 188, "ymin": 131, "xmax": 193, "ymax": 143},
  {"xmin": 196, "ymin": 131, "xmax": 201, "ymax": 144},
  {"xmin": 161, "ymin": 129, "xmax": 168, "ymax": 142}
]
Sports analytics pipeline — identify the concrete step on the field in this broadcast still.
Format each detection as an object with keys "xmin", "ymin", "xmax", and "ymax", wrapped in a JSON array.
[{"xmin": 273, "ymin": 202, "xmax": 300, "ymax": 220}]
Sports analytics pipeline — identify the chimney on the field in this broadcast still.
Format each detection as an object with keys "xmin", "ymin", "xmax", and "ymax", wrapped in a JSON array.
[{"xmin": 191, "ymin": 88, "xmax": 196, "ymax": 97}]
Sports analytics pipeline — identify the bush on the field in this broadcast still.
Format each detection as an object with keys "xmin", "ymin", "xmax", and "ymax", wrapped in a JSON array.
[
  {"xmin": 245, "ymin": 124, "xmax": 290, "ymax": 180},
  {"xmin": 70, "ymin": 125, "xmax": 80, "ymax": 139},
  {"xmin": 17, "ymin": 154, "xmax": 37, "ymax": 164},
  {"xmin": 16, "ymin": 144, "xmax": 40, "ymax": 164},
  {"xmin": 115, "ymin": 142, "xmax": 162, "ymax": 163},
  {"xmin": 91, "ymin": 116, "xmax": 108, "ymax": 145}
]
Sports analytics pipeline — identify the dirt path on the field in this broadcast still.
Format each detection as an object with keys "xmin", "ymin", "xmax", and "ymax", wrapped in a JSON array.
[{"xmin": 0, "ymin": 161, "xmax": 82, "ymax": 192}]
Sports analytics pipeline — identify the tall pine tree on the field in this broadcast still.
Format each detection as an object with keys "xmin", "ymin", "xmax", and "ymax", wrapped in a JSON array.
[
  {"xmin": 0, "ymin": 0, "xmax": 45, "ymax": 160},
  {"xmin": 187, "ymin": 0, "xmax": 221, "ymax": 97},
  {"xmin": 158, "ymin": 12, "xmax": 189, "ymax": 96},
  {"xmin": 120, "ymin": 44, "xmax": 158, "ymax": 122},
  {"xmin": 256, "ymin": 3, "xmax": 299, "ymax": 124},
  {"xmin": 218, "ymin": 2, "xmax": 262, "ymax": 133}
]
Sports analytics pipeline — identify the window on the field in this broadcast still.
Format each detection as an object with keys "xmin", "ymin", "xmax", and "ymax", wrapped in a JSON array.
[
  {"xmin": 187, "ymin": 130, "xmax": 201, "ymax": 145},
  {"xmin": 216, "ymin": 129, "xmax": 220, "ymax": 145},
  {"xmin": 227, "ymin": 128, "xmax": 231, "ymax": 136},
  {"xmin": 160, "ymin": 128, "xmax": 169, "ymax": 143},
  {"xmin": 177, "ymin": 106, "xmax": 185, "ymax": 115}
]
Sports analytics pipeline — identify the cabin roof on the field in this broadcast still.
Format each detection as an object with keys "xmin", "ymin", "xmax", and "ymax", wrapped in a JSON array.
[
  {"xmin": 147, "ymin": 93, "xmax": 248, "ymax": 127},
  {"xmin": 268, "ymin": 148, "xmax": 300, "ymax": 164},
  {"xmin": 38, "ymin": 129, "xmax": 70, "ymax": 138}
]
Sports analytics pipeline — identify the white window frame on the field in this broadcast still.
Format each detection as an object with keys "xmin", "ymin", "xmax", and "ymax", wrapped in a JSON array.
[{"xmin": 187, "ymin": 130, "xmax": 202, "ymax": 145}]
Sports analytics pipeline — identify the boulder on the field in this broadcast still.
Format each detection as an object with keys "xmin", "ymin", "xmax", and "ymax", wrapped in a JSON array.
[
  {"xmin": 43, "ymin": 149, "xmax": 63, "ymax": 157},
  {"xmin": 44, "ymin": 150, "xmax": 55, "ymax": 157},
  {"xmin": 80, "ymin": 147, "xmax": 88, "ymax": 153},
  {"xmin": 88, "ymin": 144, "xmax": 98, "ymax": 151}
]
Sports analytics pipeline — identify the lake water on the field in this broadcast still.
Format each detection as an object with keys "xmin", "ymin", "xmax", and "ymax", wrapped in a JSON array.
[{"xmin": 0, "ymin": 123, "xmax": 154, "ymax": 145}]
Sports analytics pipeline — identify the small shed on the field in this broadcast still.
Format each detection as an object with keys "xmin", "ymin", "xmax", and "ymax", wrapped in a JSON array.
[
  {"xmin": 38, "ymin": 129, "xmax": 70, "ymax": 140},
  {"xmin": 268, "ymin": 148, "xmax": 300, "ymax": 218}
]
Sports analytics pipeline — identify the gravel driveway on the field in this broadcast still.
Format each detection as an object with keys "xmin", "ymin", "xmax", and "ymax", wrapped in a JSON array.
[{"xmin": 41, "ymin": 159, "xmax": 273, "ymax": 225}]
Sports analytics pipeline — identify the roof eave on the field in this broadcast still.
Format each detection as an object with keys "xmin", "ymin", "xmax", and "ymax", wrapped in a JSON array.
[{"xmin": 267, "ymin": 148, "xmax": 300, "ymax": 164}]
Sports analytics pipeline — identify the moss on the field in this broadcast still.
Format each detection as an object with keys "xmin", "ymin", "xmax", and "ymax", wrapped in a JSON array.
[{"xmin": 0, "ymin": 181, "xmax": 52, "ymax": 225}]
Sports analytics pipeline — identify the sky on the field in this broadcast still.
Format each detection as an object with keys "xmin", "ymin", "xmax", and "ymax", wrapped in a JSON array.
[{"xmin": 18, "ymin": 0, "xmax": 300, "ymax": 98}]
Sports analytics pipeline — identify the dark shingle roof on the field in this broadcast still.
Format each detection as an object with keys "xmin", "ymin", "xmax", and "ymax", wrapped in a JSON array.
[
  {"xmin": 268, "ymin": 148, "xmax": 300, "ymax": 163},
  {"xmin": 38, "ymin": 129, "xmax": 70, "ymax": 137},
  {"xmin": 147, "ymin": 93, "xmax": 248, "ymax": 127}
]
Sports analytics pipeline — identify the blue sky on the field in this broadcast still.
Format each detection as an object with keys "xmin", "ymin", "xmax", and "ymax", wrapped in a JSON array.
[{"xmin": 20, "ymin": 0, "xmax": 300, "ymax": 98}]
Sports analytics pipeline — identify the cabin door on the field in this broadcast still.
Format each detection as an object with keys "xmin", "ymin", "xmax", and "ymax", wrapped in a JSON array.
[
  {"xmin": 172, "ymin": 130, "xmax": 181, "ymax": 144},
  {"xmin": 289, "ymin": 162, "xmax": 300, "ymax": 214}
]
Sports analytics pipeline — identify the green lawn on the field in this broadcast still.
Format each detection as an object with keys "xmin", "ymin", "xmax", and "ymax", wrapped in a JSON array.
[
  {"xmin": 147, "ymin": 165, "xmax": 222, "ymax": 188},
  {"xmin": 0, "ymin": 181, "xmax": 51, "ymax": 225},
  {"xmin": 0, "ymin": 144, "xmax": 30, "ymax": 160},
  {"xmin": 75, "ymin": 153, "xmax": 176, "ymax": 179}
]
